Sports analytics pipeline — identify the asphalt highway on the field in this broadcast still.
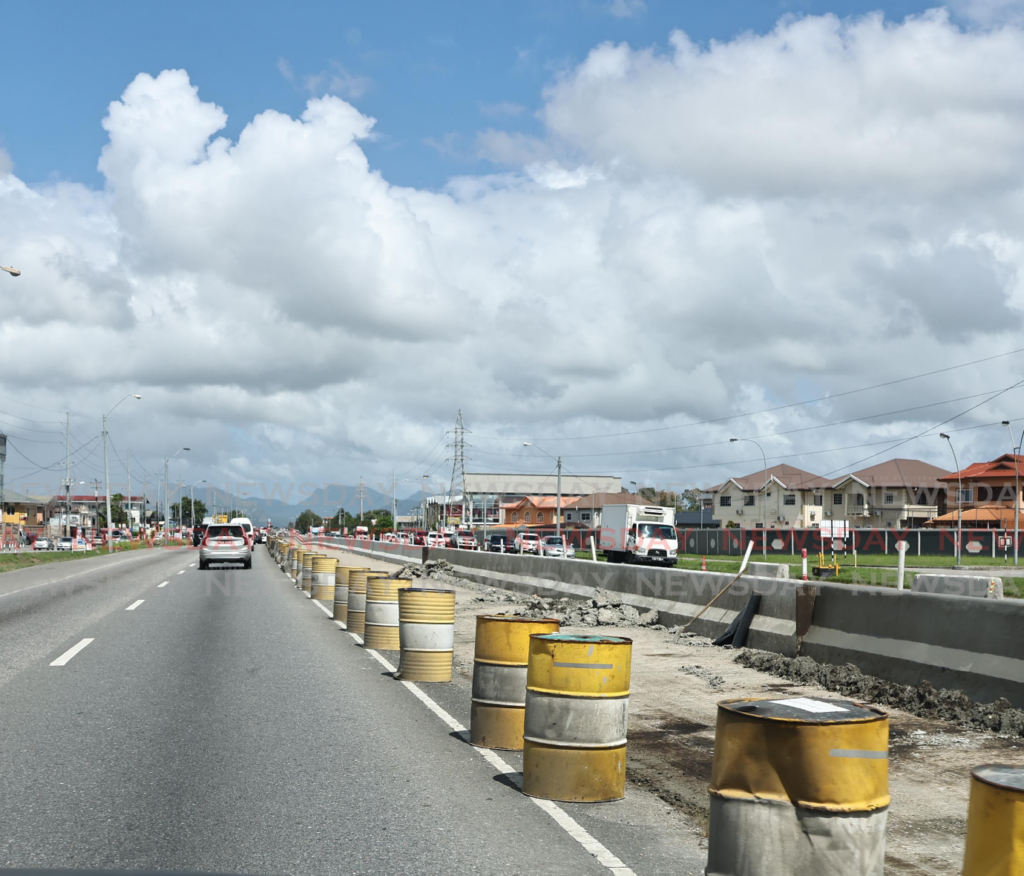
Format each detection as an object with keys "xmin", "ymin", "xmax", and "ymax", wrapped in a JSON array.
[{"xmin": 0, "ymin": 547, "xmax": 705, "ymax": 875}]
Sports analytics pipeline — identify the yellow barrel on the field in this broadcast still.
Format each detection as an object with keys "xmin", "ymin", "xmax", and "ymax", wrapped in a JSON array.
[
  {"xmin": 301, "ymin": 552, "xmax": 316, "ymax": 593},
  {"xmin": 291, "ymin": 548, "xmax": 306, "ymax": 583},
  {"xmin": 346, "ymin": 569, "xmax": 379, "ymax": 636},
  {"xmin": 962, "ymin": 764, "xmax": 1024, "ymax": 875},
  {"xmin": 396, "ymin": 589, "xmax": 456, "ymax": 682},
  {"xmin": 363, "ymin": 578, "xmax": 413, "ymax": 649},
  {"xmin": 471, "ymin": 615, "xmax": 561, "ymax": 750},
  {"xmin": 334, "ymin": 565, "xmax": 360, "ymax": 624},
  {"xmin": 522, "ymin": 633, "xmax": 631, "ymax": 802},
  {"xmin": 707, "ymin": 697, "xmax": 889, "ymax": 876},
  {"xmin": 312, "ymin": 556, "xmax": 338, "ymax": 600}
]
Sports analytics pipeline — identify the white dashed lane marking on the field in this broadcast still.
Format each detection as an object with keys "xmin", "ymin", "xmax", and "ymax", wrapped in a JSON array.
[
  {"xmin": 158, "ymin": 581, "xmax": 169, "ymax": 588},
  {"xmin": 50, "ymin": 638, "xmax": 94, "ymax": 666},
  {"xmin": 126, "ymin": 599, "xmax": 145, "ymax": 611},
  {"xmin": 177, "ymin": 570, "xmax": 185, "ymax": 575}
]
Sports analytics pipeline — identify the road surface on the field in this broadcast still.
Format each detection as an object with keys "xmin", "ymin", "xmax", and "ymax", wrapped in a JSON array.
[{"xmin": 0, "ymin": 547, "xmax": 705, "ymax": 875}]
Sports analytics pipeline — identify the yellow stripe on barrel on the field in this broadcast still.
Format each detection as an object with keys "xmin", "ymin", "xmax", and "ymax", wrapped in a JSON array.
[
  {"xmin": 334, "ymin": 565, "xmax": 359, "ymax": 624},
  {"xmin": 347, "ymin": 570, "xmax": 387, "ymax": 637},
  {"xmin": 522, "ymin": 633, "xmax": 631, "ymax": 802},
  {"xmin": 363, "ymin": 578, "xmax": 412, "ymax": 650},
  {"xmin": 396, "ymin": 589, "xmax": 456, "ymax": 682},
  {"xmin": 471, "ymin": 615, "xmax": 560, "ymax": 750},
  {"xmin": 962, "ymin": 764, "xmax": 1024, "ymax": 876}
]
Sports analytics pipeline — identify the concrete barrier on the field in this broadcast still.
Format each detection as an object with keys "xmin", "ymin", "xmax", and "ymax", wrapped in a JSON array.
[
  {"xmin": 327, "ymin": 538, "xmax": 1024, "ymax": 709},
  {"xmin": 748, "ymin": 562, "xmax": 790, "ymax": 579},
  {"xmin": 911, "ymin": 574, "xmax": 1004, "ymax": 599}
]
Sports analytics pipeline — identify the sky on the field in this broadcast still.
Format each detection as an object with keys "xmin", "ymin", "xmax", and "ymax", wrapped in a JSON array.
[{"xmin": 3, "ymin": 0, "xmax": 1024, "ymax": 510}]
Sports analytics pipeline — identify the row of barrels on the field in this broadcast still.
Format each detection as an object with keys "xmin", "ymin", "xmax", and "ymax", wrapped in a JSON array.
[{"xmin": 269, "ymin": 535, "xmax": 1024, "ymax": 876}]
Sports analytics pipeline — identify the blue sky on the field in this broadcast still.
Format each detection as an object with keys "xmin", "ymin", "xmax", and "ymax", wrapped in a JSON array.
[{"xmin": 1, "ymin": 0, "xmax": 938, "ymax": 191}]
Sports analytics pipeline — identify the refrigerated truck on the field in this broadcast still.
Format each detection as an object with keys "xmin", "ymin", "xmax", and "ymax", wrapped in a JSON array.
[{"xmin": 600, "ymin": 504, "xmax": 679, "ymax": 566}]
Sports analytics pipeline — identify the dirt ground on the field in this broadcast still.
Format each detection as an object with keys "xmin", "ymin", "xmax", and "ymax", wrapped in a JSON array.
[{"xmin": 321, "ymin": 548, "xmax": 1024, "ymax": 875}]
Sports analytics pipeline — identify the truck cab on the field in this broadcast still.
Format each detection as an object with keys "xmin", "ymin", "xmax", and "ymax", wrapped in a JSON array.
[{"xmin": 600, "ymin": 504, "xmax": 678, "ymax": 566}]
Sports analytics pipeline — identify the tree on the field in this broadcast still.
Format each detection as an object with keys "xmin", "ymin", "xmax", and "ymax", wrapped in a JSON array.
[
  {"xmin": 174, "ymin": 497, "xmax": 208, "ymax": 526},
  {"xmin": 295, "ymin": 509, "xmax": 323, "ymax": 534},
  {"xmin": 639, "ymin": 487, "xmax": 682, "ymax": 508},
  {"xmin": 678, "ymin": 489, "xmax": 704, "ymax": 512},
  {"xmin": 110, "ymin": 493, "xmax": 129, "ymax": 526}
]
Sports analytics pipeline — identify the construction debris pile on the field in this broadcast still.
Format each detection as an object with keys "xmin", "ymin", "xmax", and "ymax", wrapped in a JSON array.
[
  {"xmin": 388, "ymin": 560, "xmax": 461, "ymax": 586},
  {"xmin": 510, "ymin": 588, "xmax": 662, "ymax": 630},
  {"xmin": 738, "ymin": 650, "xmax": 1024, "ymax": 737}
]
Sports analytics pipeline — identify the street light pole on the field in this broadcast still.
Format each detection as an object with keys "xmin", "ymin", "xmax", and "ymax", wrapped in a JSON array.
[
  {"xmin": 1002, "ymin": 421, "xmax": 1020, "ymax": 566},
  {"xmin": 191, "ymin": 479, "xmax": 206, "ymax": 528},
  {"xmin": 940, "ymin": 433, "xmax": 962, "ymax": 565},
  {"xmin": 730, "ymin": 437, "xmax": 768, "ymax": 559},
  {"xmin": 103, "ymin": 393, "xmax": 141, "ymax": 552},
  {"xmin": 163, "ymin": 447, "xmax": 190, "ymax": 539}
]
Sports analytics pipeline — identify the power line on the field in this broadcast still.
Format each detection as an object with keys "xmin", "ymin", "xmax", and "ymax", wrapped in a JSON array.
[{"xmin": 474, "ymin": 344, "xmax": 1024, "ymax": 443}]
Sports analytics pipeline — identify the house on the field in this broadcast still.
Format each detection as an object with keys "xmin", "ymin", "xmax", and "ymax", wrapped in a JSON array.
[
  {"xmin": 2, "ymin": 489, "xmax": 50, "ymax": 528},
  {"xmin": 562, "ymin": 492, "xmax": 643, "ymax": 529},
  {"xmin": 830, "ymin": 459, "xmax": 949, "ymax": 528},
  {"xmin": 500, "ymin": 495, "xmax": 582, "ymax": 527},
  {"xmin": 709, "ymin": 465, "xmax": 832, "ymax": 529},
  {"xmin": 928, "ymin": 454, "xmax": 1024, "ymax": 528}
]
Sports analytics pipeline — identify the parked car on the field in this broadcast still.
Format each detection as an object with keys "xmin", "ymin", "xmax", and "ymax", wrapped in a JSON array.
[
  {"xmin": 407, "ymin": 529, "xmax": 427, "ymax": 546},
  {"xmin": 540, "ymin": 535, "xmax": 575, "ymax": 559},
  {"xmin": 57, "ymin": 536, "xmax": 74, "ymax": 551},
  {"xmin": 514, "ymin": 532, "xmax": 541, "ymax": 555},
  {"xmin": 33, "ymin": 537, "xmax": 53, "ymax": 551},
  {"xmin": 199, "ymin": 524, "xmax": 252, "ymax": 570},
  {"xmin": 487, "ymin": 534, "xmax": 512, "ymax": 553},
  {"xmin": 426, "ymin": 531, "xmax": 447, "ymax": 548},
  {"xmin": 454, "ymin": 531, "xmax": 478, "ymax": 550}
]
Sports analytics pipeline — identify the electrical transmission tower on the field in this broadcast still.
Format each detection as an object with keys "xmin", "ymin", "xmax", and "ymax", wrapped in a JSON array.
[{"xmin": 446, "ymin": 410, "xmax": 472, "ymax": 527}]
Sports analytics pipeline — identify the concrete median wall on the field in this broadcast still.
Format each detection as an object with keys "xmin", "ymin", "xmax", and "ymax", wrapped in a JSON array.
[
  {"xmin": 911, "ymin": 574, "xmax": 1004, "ymax": 599},
  {"xmin": 316, "ymin": 537, "xmax": 1024, "ymax": 708}
]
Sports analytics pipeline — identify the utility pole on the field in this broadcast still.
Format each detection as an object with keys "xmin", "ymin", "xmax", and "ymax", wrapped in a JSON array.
[
  {"xmin": 392, "ymin": 469, "xmax": 397, "ymax": 533},
  {"xmin": 103, "ymin": 412, "xmax": 111, "ymax": 550},
  {"xmin": 556, "ymin": 454, "xmax": 562, "ymax": 545},
  {"xmin": 446, "ymin": 410, "xmax": 472, "ymax": 529},
  {"xmin": 126, "ymin": 449, "xmax": 132, "ymax": 536},
  {"xmin": 358, "ymin": 477, "xmax": 366, "ymax": 522},
  {"xmin": 421, "ymin": 475, "xmax": 428, "ymax": 530},
  {"xmin": 64, "ymin": 413, "xmax": 71, "ymax": 538}
]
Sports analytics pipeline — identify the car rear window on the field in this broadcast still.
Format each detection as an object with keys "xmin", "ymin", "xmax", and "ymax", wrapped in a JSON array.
[{"xmin": 208, "ymin": 525, "xmax": 244, "ymax": 538}]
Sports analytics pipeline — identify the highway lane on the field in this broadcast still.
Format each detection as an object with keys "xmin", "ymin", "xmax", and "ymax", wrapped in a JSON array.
[
  {"xmin": 0, "ymin": 547, "xmax": 698, "ymax": 874},
  {"xmin": 0, "ymin": 547, "xmax": 196, "ymax": 689}
]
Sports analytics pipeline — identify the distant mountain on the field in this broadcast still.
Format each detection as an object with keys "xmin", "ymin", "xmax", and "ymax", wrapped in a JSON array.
[{"xmin": 192, "ymin": 483, "xmax": 421, "ymax": 526}]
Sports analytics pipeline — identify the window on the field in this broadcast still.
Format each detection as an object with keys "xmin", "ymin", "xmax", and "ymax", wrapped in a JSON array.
[
  {"xmin": 957, "ymin": 489, "xmax": 973, "ymax": 504},
  {"xmin": 537, "ymin": 512, "xmax": 544, "ymax": 524},
  {"xmin": 719, "ymin": 495, "xmax": 732, "ymax": 507},
  {"xmin": 784, "ymin": 494, "xmax": 796, "ymax": 506},
  {"xmin": 814, "ymin": 494, "xmax": 823, "ymax": 506},
  {"xmin": 525, "ymin": 512, "xmax": 531, "ymax": 523},
  {"xmin": 853, "ymin": 494, "xmax": 864, "ymax": 507},
  {"xmin": 833, "ymin": 493, "xmax": 844, "ymax": 506},
  {"xmin": 512, "ymin": 512, "xmax": 518, "ymax": 523},
  {"xmin": 581, "ymin": 512, "xmax": 591, "ymax": 522},
  {"xmin": 884, "ymin": 492, "xmax": 895, "ymax": 505},
  {"xmin": 744, "ymin": 495, "xmax": 756, "ymax": 507},
  {"xmin": 702, "ymin": 499, "xmax": 712, "ymax": 510}
]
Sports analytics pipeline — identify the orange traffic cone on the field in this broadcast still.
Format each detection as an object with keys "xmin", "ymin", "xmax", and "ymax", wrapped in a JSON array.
[{"xmin": 701, "ymin": 555, "xmax": 707, "ymax": 571}]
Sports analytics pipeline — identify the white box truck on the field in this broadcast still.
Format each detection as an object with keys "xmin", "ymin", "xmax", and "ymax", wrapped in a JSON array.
[{"xmin": 599, "ymin": 504, "xmax": 678, "ymax": 566}]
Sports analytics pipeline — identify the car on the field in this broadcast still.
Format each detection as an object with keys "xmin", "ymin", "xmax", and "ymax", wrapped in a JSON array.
[
  {"xmin": 487, "ymin": 534, "xmax": 512, "ymax": 553},
  {"xmin": 57, "ymin": 536, "xmax": 74, "ymax": 551},
  {"xmin": 454, "ymin": 531, "xmax": 478, "ymax": 550},
  {"xmin": 199, "ymin": 523, "xmax": 252, "ymax": 570},
  {"xmin": 514, "ymin": 532, "xmax": 541, "ymax": 555},
  {"xmin": 192, "ymin": 522, "xmax": 208, "ymax": 547},
  {"xmin": 540, "ymin": 535, "xmax": 575, "ymax": 559},
  {"xmin": 426, "ymin": 531, "xmax": 446, "ymax": 548},
  {"xmin": 254, "ymin": 529, "xmax": 267, "ymax": 544},
  {"xmin": 406, "ymin": 529, "xmax": 427, "ymax": 546},
  {"xmin": 33, "ymin": 537, "xmax": 53, "ymax": 551}
]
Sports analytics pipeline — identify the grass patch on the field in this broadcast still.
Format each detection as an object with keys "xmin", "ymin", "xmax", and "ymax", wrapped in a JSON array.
[{"xmin": 0, "ymin": 541, "xmax": 152, "ymax": 574}]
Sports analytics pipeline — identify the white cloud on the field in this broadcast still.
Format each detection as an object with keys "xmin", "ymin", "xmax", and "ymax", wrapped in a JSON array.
[
  {"xmin": 305, "ymin": 63, "xmax": 371, "ymax": 100},
  {"xmin": 277, "ymin": 57, "xmax": 295, "ymax": 84},
  {"xmin": 5, "ymin": 11, "xmax": 1024, "ymax": 496},
  {"xmin": 950, "ymin": 0, "xmax": 1024, "ymax": 25},
  {"xmin": 607, "ymin": 0, "xmax": 646, "ymax": 18},
  {"xmin": 0, "ymin": 146, "xmax": 12, "ymax": 176}
]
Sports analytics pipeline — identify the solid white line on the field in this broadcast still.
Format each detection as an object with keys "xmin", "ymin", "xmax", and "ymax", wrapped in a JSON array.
[
  {"xmin": 313, "ymin": 600, "xmax": 333, "ymax": 616},
  {"xmin": 158, "ymin": 581, "xmax": 169, "ymax": 588},
  {"xmin": 50, "ymin": 638, "xmax": 94, "ymax": 666},
  {"xmin": 357, "ymin": 641, "xmax": 636, "ymax": 875},
  {"xmin": 126, "ymin": 599, "xmax": 144, "ymax": 611},
  {"xmin": 0, "ymin": 553, "xmax": 149, "ymax": 601}
]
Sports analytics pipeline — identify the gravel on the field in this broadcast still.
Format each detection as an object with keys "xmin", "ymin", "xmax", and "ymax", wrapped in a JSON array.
[
  {"xmin": 737, "ymin": 649, "xmax": 1024, "ymax": 737},
  {"xmin": 509, "ymin": 588, "xmax": 661, "ymax": 629}
]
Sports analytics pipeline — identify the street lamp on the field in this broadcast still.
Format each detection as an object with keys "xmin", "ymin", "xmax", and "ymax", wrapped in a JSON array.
[
  {"xmin": 163, "ymin": 447, "xmax": 190, "ymax": 538},
  {"xmin": 939, "ymin": 433, "xmax": 962, "ymax": 566},
  {"xmin": 730, "ymin": 437, "xmax": 768, "ymax": 558},
  {"xmin": 103, "ymin": 393, "xmax": 141, "ymax": 552},
  {"xmin": 1002, "ymin": 421, "xmax": 1022, "ymax": 565},
  {"xmin": 1, "ymin": 265, "xmax": 20, "ymax": 277},
  {"xmin": 523, "ymin": 442, "xmax": 563, "ymax": 545}
]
